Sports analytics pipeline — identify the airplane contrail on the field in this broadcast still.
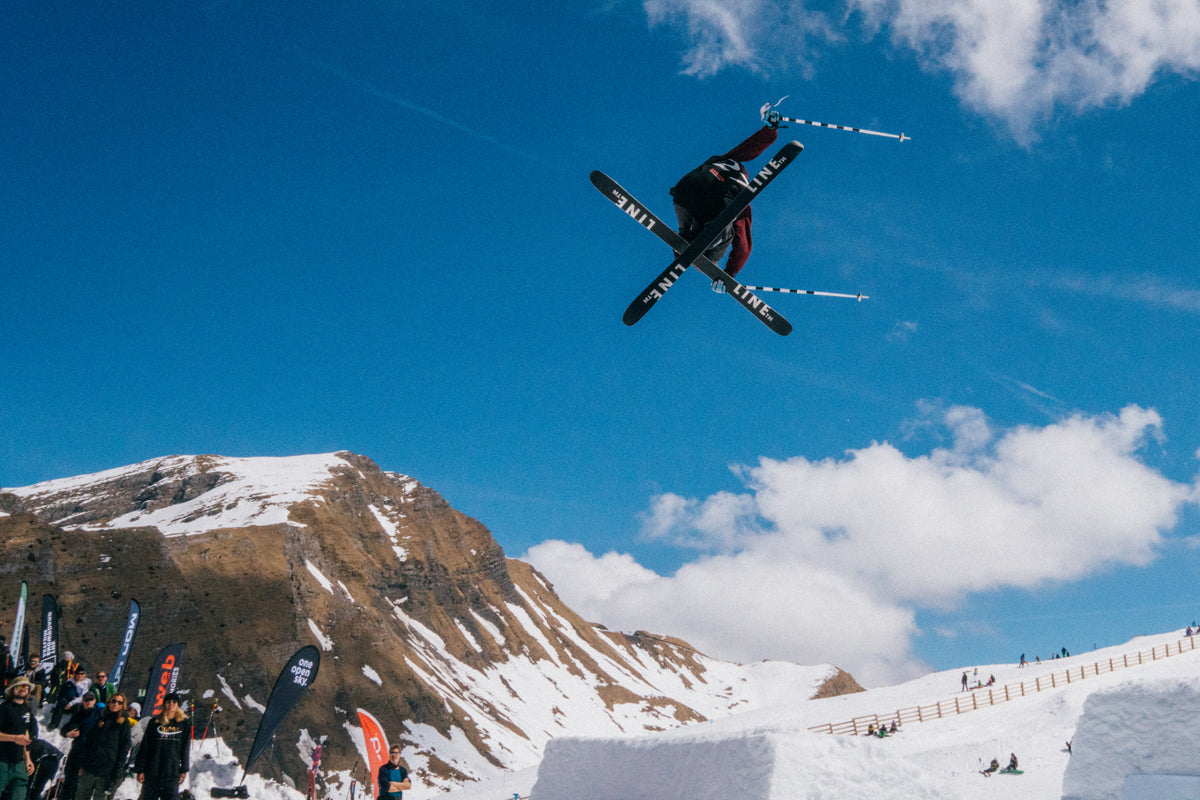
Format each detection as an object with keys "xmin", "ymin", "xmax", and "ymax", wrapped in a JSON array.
[{"xmin": 316, "ymin": 60, "xmax": 543, "ymax": 164}]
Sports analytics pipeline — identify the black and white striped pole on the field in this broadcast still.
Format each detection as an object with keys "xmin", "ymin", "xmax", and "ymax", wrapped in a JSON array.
[
  {"xmin": 761, "ymin": 98, "xmax": 908, "ymax": 142},
  {"xmin": 741, "ymin": 285, "xmax": 869, "ymax": 301}
]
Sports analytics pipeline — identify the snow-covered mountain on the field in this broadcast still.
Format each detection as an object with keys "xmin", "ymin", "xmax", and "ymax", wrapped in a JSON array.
[{"xmin": 1, "ymin": 452, "xmax": 858, "ymax": 793}]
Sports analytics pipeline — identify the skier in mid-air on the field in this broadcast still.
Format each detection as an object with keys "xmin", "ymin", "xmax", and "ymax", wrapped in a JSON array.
[{"xmin": 669, "ymin": 109, "xmax": 783, "ymax": 292}]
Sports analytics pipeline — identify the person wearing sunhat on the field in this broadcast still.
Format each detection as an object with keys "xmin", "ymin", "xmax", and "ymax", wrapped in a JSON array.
[{"xmin": 0, "ymin": 676, "xmax": 38, "ymax": 800}]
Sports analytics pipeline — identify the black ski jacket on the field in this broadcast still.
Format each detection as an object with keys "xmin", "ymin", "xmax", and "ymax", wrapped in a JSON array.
[
  {"xmin": 78, "ymin": 711, "xmax": 133, "ymax": 785},
  {"xmin": 134, "ymin": 711, "xmax": 191, "ymax": 780}
]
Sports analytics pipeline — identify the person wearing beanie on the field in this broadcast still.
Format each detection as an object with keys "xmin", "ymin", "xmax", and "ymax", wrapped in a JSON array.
[
  {"xmin": 135, "ymin": 694, "xmax": 190, "ymax": 800},
  {"xmin": 49, "ymin": 655, "xmax": 81, "ymax": 730}
]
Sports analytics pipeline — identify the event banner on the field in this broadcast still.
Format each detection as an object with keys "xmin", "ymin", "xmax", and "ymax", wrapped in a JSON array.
[
  {"xmin": 8, "ymin": 582, "xmax": 27, "ymax": 667},
  {"xmin": 144, "ymin": 642, "xmax": 186, "ymax": 717},
  {"xmin": 357, "ymin": 709, "xmax": 390, "ymax": 796},
  {"xmin": 245, "ymin": 644, "xmax": 320, "ymax": 772},
  {"xmin": 40, "ymin": 594, "xmax": 58, "ymax": 676},
  {"xmin": 109, "ymin": 599, "xmax": 141, "ymax": 688}
]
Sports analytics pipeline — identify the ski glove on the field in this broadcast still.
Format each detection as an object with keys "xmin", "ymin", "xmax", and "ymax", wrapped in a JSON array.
[{"xmin": 764, "ymin": 110, "xmax": 783, "ymax": 128}]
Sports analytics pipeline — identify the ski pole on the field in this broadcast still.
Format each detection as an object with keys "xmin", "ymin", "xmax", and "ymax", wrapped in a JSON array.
[
  {"xmin": 740, "ymin": 286, "xmax": 869, "ymax": 301},
  {"xmin": 761, "ymin": 98, "xmax": 908, "ymax": 141},
  {"xmin": 779, "ymin": 116, "xmax": 907, "ymax": 142}
]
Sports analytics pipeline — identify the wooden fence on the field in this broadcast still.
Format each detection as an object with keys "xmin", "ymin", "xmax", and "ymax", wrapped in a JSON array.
[{"xmin": 808, "ymin": 633, "xmax": 1200, "ymax": 736}]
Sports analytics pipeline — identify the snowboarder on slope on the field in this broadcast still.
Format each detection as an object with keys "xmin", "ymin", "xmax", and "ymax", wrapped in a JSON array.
[{"xmin": 669, "ymin": 114, "xmax": 782, "ymax": 292}]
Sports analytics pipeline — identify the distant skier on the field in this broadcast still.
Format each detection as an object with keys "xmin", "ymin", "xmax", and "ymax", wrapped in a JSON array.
[
  {"xmin": 981, "ymin": 758, "xmax": 999, "ymax": 777},
  {"xmin": 669, "ymin": 113, "xmax": 783, "ymax": 292}
]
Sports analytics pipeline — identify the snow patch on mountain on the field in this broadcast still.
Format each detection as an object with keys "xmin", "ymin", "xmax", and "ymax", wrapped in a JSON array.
[
  {"xmin": 308, "ymin": 619, "xmax": 333, "ymax": 651},
  {"xmin": 9, "ymin": 453, "xmax": 355, "ymax": 535},
  {"xmin": 306, "ymin": 561, "xmax": 335, "ymax": 593}
]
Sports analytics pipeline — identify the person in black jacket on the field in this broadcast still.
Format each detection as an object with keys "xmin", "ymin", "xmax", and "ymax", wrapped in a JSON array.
[
  {"xmin": 134, "ymin": 694, "xmax": 189, "ymax": 800},
  {"xmin": 60, "ymin": 693, "xmax": 100, "ymax": 800},
  {"xmin": 76, "ymin": 693, "xmax": 132, "ymax": 800}
]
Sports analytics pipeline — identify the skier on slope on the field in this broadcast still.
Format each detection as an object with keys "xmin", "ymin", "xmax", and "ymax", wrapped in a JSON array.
[{"xmin": 669, "ymin": 110, "xmax": 783, "ymax": 292}]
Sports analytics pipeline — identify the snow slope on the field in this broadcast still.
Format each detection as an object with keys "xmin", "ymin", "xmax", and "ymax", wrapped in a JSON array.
[
  {"xmin": 443, "ymin": 628, "xmax": 1200, "ymax": 800},
  {"xmin": 30, "ymin": 628, "xmax": 1198, "ymax": 800}
]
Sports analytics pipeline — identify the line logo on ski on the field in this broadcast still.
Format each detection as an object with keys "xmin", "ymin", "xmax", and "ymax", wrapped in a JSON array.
[{"xmin": 608, "ymin": 190, "xmax": 658, "ymax": 234}]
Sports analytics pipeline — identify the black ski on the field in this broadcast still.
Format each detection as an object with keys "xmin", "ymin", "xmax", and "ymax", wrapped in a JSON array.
[
  {"xmin": 590, "ymin": 170, "xmax": 793, "ymax": 336},
  {"xmin": 613, "ymin": 140, "xmax": 802, "ymax": 330}
]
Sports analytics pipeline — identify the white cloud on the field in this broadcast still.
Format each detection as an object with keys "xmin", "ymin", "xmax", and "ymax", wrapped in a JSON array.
[
  {"xmin": 645, "ymin": 0, "xmax": 761, "ymax": 76},
  {"xmin": 524, "ymin": 540, "xmax": 659, "ymax": 603},
  {"xmin": 887, "ymin": 320, "xmax": 918, "ymax": 343},
  {"xmin": 645, "ymin": 0, "xmax": 841, "ymax": 77},
  {"xmin": 852, "ymin": 0, "xmax": 1200, "ymax": 139},
  {"xmin": 646, "ymin": 0, "xmax": 1200, "ymax": 140},
  {"xmin": 524, "ymin": 404, "xmax": 1193, "ymax": 686}
]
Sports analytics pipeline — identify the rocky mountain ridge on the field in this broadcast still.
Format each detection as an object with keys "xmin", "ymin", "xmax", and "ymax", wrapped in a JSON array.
[{"xmin": 0, "ymin": 452, "xmax": 861, "ymax": 795}]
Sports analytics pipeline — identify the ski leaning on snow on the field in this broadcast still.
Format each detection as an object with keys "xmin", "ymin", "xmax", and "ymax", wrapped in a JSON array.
[
  {"xmin": 611, "ymin": 140, "xmax": 802, "ymax": 331},
  {"xmin": 589, "ymin": 169, "xmax": 793, "ymax": 336}
]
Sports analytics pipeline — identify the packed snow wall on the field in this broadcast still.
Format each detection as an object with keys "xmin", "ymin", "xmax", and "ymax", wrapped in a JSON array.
[
  {"xmin": 1061, "ymin": 674, "xmax": 1200, "ymax": 800},
  {"xmin": 530, "ymin": 726, "xmax": 951, "ymax": 800}
]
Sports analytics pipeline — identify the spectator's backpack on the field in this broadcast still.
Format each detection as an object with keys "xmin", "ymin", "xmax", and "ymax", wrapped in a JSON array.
[{"xmin": 670, "ymin": 156, "xmax": 750, "ymax": 226}]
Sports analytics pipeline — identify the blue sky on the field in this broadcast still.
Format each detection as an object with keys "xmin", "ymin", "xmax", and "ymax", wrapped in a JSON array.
[{"xmin": 3, "ymin": 0, "xmax": 1200, "ymax": 685}]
